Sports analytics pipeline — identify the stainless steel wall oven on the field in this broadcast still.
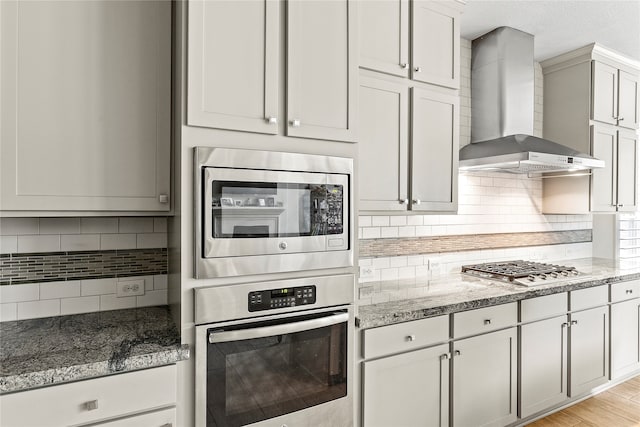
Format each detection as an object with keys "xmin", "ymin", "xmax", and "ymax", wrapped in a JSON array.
[
  {"xmin": 194, "ymin": 147, "xmax": 353, "ymax": 278},
  {"xmin": 195, "ymin": 274, "xmax": 355, "ymax": 427}
]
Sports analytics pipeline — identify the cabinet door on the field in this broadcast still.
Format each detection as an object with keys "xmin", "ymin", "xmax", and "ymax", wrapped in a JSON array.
[
  {"xmin": 411, "ymin": 88, "xmax": 459, "ymax": 212},
  {"xmin": 569, "ymin": 306, "xmax": 609, "ymax": 397},
  {"xmin": 187, "ymin": 0, "xmax": 279, "ymax": 134},
  {"xmin": 452, "ymin": 328, "xmax": 518, "ymax": 427},
  {"xmin": 591, "ymin": 124, "xmax": 618, "ymax": 212},
  {"xmin": 411, "ymin": 0, "xmax": 460, "ymax": 89},
  {"xmin": 287, "ymin": 0, "xmax": 357, "ymax": 142},
  {"xmin": 359, "ymin": 76, "xmax": 409, "ymax": 211},
  {"xmin": 617, "ymin": 129, "xmax": 638, "ymax": 211},
  {"xmin": 1, "ymin": 0, "xmax": 171, "ymax": 212},
  {"xmin": 359, "ymin": 0, "xmax": 409, "ymax": 78},
  {"xmin": 362, "ymin": 344, "xmax": 449, "ymax": 427},
  {"xmin": 520, "ymin": 316, "xmax": 568, "ymax": 418},
  {"xmin": 592, "ymin": 61, "xmax": 618, "ymax": 125},
  {"xmin": 611, "ymin": 298, "xmax": 640, "ymax": 380},
  {"xmin": 618, "ymin": 70, "xmax": 639, "ymax": 130}
]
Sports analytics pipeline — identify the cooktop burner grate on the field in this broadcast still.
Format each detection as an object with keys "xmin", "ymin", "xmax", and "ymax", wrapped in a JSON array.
[{"xmin": 461, "ymin": 260, "xmax": 577, "ymax": 282}]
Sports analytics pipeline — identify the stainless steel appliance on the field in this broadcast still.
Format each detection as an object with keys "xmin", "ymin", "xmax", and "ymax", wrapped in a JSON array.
[
  {"xmin": 459, "ymin": 27, "xmax": 604, "ymax": 173},
  {"xmin": 194, "ymin": 147, "xmax": 353, "ymax": 278},
  {"xmin": 462, "ymin": 260, "xmax": 586, "ymax": 286},
  {"xmin": 194, "ymin": 274, "xmax": 355, "ymax": 427}
]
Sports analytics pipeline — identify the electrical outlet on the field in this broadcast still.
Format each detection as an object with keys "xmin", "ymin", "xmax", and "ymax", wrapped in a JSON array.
[
  {"xmin": 117, "ymin": 279, "xmax": 145, "ymax": 297},
  {"xmin": 359, "ymin": 266, "xmax": 375, "ymax": 279}
]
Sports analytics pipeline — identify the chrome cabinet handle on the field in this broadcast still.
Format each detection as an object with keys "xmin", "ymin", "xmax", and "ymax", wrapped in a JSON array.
[
  {"xmin": 626, "ymin": 289, "xmax": 634, "ymax": 294},
  {"xmin": 267, "ymin": 116, "xmax": 278, "ymax": 124},
  {"xmin": 400, "ymin": 198, "xmax": 409, "ymax": 205},
  {"xmin": 414, "ymin": 66, "xmax": 422, "ymax": 72},
  {"xmin": 484, "ymin": 319, "xmax": 492, "ymax": 325},
  {"xmin": 454, "ymin": 350, "xmax": 461, "ymax": 356},
  {"xmin": 440, "ymin": 353, "xmax": 451, "ymax": 360},
  {"xmin": 571, "ymin": 320, "xmax": 578, "ymax": 326},
  {"xmin": 406, "ymin": 335, "xmax": 416, "ymax": 342},
  {"xmin": 158, "ymin": 194, "xmax": 169, "ymax": 204},
  {"xmin": 84, "ymin": 400, "xmax": 98, "ymax": 411},
  {"xmin": 619, "ymin": 117, "xmax": 625, "ymax": 121},
  {"xmin": 412, "ymin": 199, "xmax": 421, "ymax": 205},
  {"xmin": 401, "ymin": 63, "xmax": 409, "ymax": 69},
  {"xmin": 562, "ymin": 322, "xmax": 568, "ymax": 328},
  {"xmin": 291, "ymin": 119, "xmax": 301, "ymax": 127}
]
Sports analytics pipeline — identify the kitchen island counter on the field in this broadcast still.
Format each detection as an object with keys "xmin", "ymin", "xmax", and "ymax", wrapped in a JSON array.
[
  {"xmin": 0, "ymin": 305, "xmax": 189, "ymax": 394},
  {"xmin": 357, "ymin": 258, "xmax": 640, "ymax": 329}
]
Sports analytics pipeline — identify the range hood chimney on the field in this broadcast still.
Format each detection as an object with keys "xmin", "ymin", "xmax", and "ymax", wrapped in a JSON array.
[{"xmin": 459, "ymin": 27, "xmax": 604, "ymax": 173}]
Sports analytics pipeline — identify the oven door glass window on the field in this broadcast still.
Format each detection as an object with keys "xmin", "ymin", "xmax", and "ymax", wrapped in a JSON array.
[
  {"xmin": 211, "ymin": 180, "xmax": 344, "ymax": 238},
  {"xmin": 206, "ymin": 313, "xmax": 348, "ymax": 426}
]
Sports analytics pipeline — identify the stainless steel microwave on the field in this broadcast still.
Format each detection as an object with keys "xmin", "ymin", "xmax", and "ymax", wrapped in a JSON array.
[{"xmin": 194, "ymin": 147, "xmax": 353, "ymax": 278}]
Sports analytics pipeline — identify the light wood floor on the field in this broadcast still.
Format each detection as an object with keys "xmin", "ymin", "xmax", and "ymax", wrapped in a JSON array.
[{"xmin": 527, "ymin": 375, "xmax": 640, "ymax": 426}]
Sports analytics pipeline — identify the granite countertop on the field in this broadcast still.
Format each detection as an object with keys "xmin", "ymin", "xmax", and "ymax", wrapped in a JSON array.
[
  {"xmin": 0, "ymin": 305, "xmax": 189, "ymax": 394},
  {"xmin": 357, "ymin": 258, "xmax": 640, "ymax": 329}
]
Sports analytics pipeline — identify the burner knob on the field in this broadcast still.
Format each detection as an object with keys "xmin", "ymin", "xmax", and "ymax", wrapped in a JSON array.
[{"xmin": 527, "ymin": 275, "xmax": 536, "ymax": 282}]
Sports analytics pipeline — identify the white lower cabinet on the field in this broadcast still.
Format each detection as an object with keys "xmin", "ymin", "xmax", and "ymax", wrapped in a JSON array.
[
  {"xmin": 362, "ymin": 343, "xmax": 449, "ymax": 427},
  {"xmin": 452, "ymin": 327, "xmax": 518, "ymax": 427},
  {"xmin": 519, "ymin": 315, "xmax": 569, "ymax": 418},
  {"xmin": 569, "ymin": 306, "xmax": 610, "ymax": 396},
  {"xmin": 0, "ymin": 365, "xmax": 177, "ymax": 427},
  {"xmin": 610, "ymin": 280, "xmax": 640, "ymax": 380}
]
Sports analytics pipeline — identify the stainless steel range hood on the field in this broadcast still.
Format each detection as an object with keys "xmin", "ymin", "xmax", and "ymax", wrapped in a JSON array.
[{"xmin": 459, "ymin": 27, "xmax": 604, "ymax": 174}]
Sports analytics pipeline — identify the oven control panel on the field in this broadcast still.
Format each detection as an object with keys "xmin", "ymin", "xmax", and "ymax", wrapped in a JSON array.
[{"xmin": 248, "ymin": 285, "xmax": 316, "ymax": 311}]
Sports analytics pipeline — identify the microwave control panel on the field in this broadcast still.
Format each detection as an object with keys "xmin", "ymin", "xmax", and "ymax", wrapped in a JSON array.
[{"xmin": 248, "ymin": 285, "xmax": 316, "ymax": 312}]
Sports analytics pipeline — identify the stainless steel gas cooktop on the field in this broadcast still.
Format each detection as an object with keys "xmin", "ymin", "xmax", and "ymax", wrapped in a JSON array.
[{"xmin": 461, "ymin": 260, "xmax": 585, "ymax": 287}]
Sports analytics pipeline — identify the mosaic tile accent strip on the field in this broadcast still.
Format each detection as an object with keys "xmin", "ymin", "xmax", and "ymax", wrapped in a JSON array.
[
  {"xmin": 359, "ymin": 230, "xmax": 592, "ymax": 258},
  {"xmin": 0, "ymin": 248, "xmax": 167, "ymax": 285}
]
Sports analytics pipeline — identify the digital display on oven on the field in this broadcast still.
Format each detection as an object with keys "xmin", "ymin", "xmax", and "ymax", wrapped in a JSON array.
[{"xmin": 249, "ymin": 285, "xmax": 316, "ymax": 311}]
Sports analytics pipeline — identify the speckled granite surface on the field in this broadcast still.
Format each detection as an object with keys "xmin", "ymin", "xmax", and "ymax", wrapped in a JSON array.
[
  {"xmin": 0, "ymin": 306, "xmax": 189, "ymax": 394},
  {"xmin": 357, "ymin": 258, "xmax": 640, "ymax": 329}
]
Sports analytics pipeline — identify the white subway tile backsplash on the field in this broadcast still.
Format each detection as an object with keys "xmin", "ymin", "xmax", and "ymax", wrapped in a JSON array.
[
  {"xmin": 372, "ymin": 216, "xmax": 390, "ymax": 227},
  {"xmin": 0, "ymin": 236, "xmax": 18, "ymax": 254},
  {"xmin": 359, "ymin": 216, "xmax": 372, "ymax": 227},
  {"xmin": 0, "ymin": 283, "xmax": 39, "ymax": 303},
  {"xmin": 137, "ymin": 233, "xmax": 167, "ymax": 249},
  {"xmin": 81, "ymin": 278, "xmax": 117, "ymax": 296},
  {"xmin": 389, "ymin": 216, "xmax": 407, "ymax": 226},
  {"xmin": 136, "ymin": 290, "xmax": 167, "ymax": 307},
  {"xmin": 40, "ymin": 281, "xmax": 81, "ymax": 300},
  {"xmin": 153, "ymin": 218, "xmax": 167, "ymax": 233},
  {"xmin": 119, "ymin": 217, "xmax": 154, "ymax": 233},
  {"xmin": 17, "ymin": 299, "xmax": 60, "ymax": 320},
  {"xmin": 406, "ymin": 215, "xmax": 424, "ymax": 226},
  {"xmin": 40, "ymin": 218, "xmax": 80, "ymax": 235},
  {"xmin": 0, "ymin": 303, "xmax": 17, "ymax": 322},
  {"xmin": 362, "ymin": 228, "xmax": 381, "ymax": 239},
  {"xmin": 61, "ymin": 234, "xmax": 100, "ymax": 251},
  {"xmin": 17, "ymin": 235, "xmax": 60, "ymax": 253},
  {"xmin": 80, "ymin": 218, "xmax": 118, "ymax": 234},
  {"xmin": 99, "ymin": 294, "xmax": 136, "ymax": 311},
  {"xmin": 397, "ymin": 226, "xmax": 416, "ymax": 237},
  {"xmin": 0, "ymin": 218, "xmax": 39, "ymax": 236},
  {"xmin": 380, "ymin": 227, "xmax": 399, "ymax": 238},
  {"xmin": 61, "ymin": 296, "xmax": 100, "ymax": 315},
  {"xmin": 153, "ymin": 275, "xmax": 168, "ymax": 290},
  {"xmin": 100, "ymin": 234, "xmax": 137, "ymax": 250}
]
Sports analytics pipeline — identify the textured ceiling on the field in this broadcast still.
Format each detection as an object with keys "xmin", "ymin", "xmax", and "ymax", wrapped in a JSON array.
[{"xmin": 460, "ymin": 0, "xmax": 640, "ymax": 62}]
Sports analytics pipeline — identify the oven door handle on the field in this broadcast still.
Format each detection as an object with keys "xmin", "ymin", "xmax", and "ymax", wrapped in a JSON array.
[{"xmin": 208, "ymin": 312, "xmax": 349, "ymax": 344}]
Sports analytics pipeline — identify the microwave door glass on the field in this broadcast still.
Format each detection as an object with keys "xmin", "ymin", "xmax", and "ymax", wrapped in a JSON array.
[{"xmin": 211, "ymin": 181, "xmax": 343, "ymax": 239}]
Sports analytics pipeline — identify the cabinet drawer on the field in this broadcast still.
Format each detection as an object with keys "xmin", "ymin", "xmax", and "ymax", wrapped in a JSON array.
[
  {"xmin": 362, "ymin": 315, "xmax": 449, "ymax": 359},
  {"xmin": 520, "ymin": 292, "xmax": 568, "ymax": 323},
  {"xmin": 453, "ymin": 302, "xmax": 517, "ymax": 338},
  {"xmin": 570, "ymin": 285, "xmax": 608, "ymax": 311},
  {"xmin": 94, "ymin": 407, "xmax": 176, "ymax": 427},
  {"xmin": 611, "ymin": 280, "xmax": 640, "ymax": 303},
  {"xmin": 0, "ymin": 365, "xmax": 176, "ymax": 427}
]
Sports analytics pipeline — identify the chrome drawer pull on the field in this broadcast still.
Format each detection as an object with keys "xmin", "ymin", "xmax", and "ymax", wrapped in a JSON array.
[
  {"xmin": 484, "ymin": 319, "xmax": 492, "ymax": 325},
  {"xmin": 84, "ymin": 400, "xmax": 98, "ymax": 411},
  {"xmin": 406, "ymin": 335, "xmax": 416, "ymax": 342}
]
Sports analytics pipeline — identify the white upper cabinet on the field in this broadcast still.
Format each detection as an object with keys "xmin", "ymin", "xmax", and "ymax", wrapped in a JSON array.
[
  {"xmin": 358, "ymin": 0, "xmax": 461, "ymax": 89},
  {"xmin": 188, "ymin": 0, "xmax": 357, "ymax": 143},
  {"xmin": 287, "ymin": 0, "xmax": 357, "ymax": 142},
  {"xmin": 1, "ymin": 0, "xmax": 171, "ymax": 213},
  {"xmin": 541, "ymin": 45, "xmax": 640, "ymax": 214},
  {"xmin": 187, "ymin": 0, "xmax": 279, "ymax": 134},
  {"xmin": 358, "ymin": 0, "xmax": 409, "ymax": 78},
  {"xmin": 593, "ymin": 61, "xmax": 640, "ymax": 130},
  {"xmin": 411, "ymin": 0, "xmax": 460, "ymax": 89}
]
